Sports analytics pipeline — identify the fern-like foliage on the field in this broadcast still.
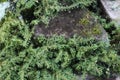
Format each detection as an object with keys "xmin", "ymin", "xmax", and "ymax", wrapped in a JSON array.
[
  {"xmin": 9, "ymin": 0, "xmax": 96, "ymax": 25},
  {"xmin": 0, "ymin": 29, "xmax": 120, "ymax": 80},
  {"xmin": 60, "ymin": 0, "xmax": 96, "ymax": 11},
  {"xmin": 0, "ymin": 0, "xmax": 120, "ymax": 80},
  {"xmin": 0, "ymin": 0, "xmax": 7, "ymax": 2}
]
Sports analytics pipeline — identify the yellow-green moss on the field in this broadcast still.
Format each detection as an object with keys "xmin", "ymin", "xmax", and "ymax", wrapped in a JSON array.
[
  {"xmin": 74, "ymin": 9, "xmax": 103, "ymax": 38},
  {"xmin": 92, "ymin": 24, "xmax": 102, "ymax": 35},
  {"xmin": 77, "ymin": 12, "xmax": 102, "ymax": 37},
  {"xmin": 78, "ymin": 12, "xmax": 91, "ymax": 26},
  {"xmin": 79, "ymin": 18, "xmax": 89, "ymax": 26}
]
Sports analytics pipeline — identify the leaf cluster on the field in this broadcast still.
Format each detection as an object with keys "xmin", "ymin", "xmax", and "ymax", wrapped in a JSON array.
[
  {"xmin": 0, "ymin": 1, "xmax": 120, "ymax": 80},
  {"xmin": 9, "ymin": 0, "xmax": 96, "ymax": 25},
  {"xmin": 0, "ymin": 17, "xmax": 120, "ymax": 79}
]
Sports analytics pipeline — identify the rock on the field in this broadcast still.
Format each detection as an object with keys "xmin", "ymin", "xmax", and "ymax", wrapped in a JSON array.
[
  {"xmin": 34, "ymin": 9, "xmax": 109, "ymax": 44},
  {"xmin": 100, "ymin": 0, "xmax": 120, "ymax": 27},
  {"xmin": 76, "ymin": 74, "xmax": 120, "ymax": 80},
  {"xmin": 116, "ymin": 76, "xmax": 120, "ymax": 80},
  {"xmin": 0, "ymin": 2, "xmax": 10, "ymax": 21},
  {"xmin": 76, "ymin": 74, "xmax": 96, "ymax": 80},
  {"xmin": 76, "ymin": 75, "xmax": 82, "ymax": 80}
]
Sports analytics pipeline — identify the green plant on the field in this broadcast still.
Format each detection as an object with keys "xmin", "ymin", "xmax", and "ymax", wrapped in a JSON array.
[
  {"xmin": 9, "ymin": 0, "xmax": 96, "ymax": 25},
  {"xmin": 95, "ymin": 15, "xmax": 120, "ymax": 54},
  {"xmin": 0, "ymin": 18, "xmax": 120, "ymax": 79},
  {"xmin": 0, "ymin": 0, "xmax": 7, "ymax": 2},
  {"xmin": 0, "ymin": 0, "xmax": 120, "ymax": 80},
  {"xmin": 59, "ymin": 0, "xmax": 96, "ymax": 10}
]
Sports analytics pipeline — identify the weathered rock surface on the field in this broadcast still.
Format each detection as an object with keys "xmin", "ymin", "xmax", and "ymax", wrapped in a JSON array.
[
  {"xmin": 100, "ymin": 0, "xmax": 120, "ymax": 27},
  {"xmin": 76, "ymin": 74, "xmax": 120, "ymax": 80},
  {"xmin": 34, "ymin": 9, "xmax": 109, "ymax": 43},
  {"xmin": 116, "ymin": 76, "xmax": 120, "ymax": 80},
  {"xmin": 0, "ymin": 2, "xmax": 9, "ymax": 21}
]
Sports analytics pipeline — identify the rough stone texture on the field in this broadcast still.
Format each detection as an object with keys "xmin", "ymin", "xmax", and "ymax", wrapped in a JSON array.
[
  {"xmin": 116, "ymin": 76, "xmax": 120, "ymax": 80},
  {"xmin": 76, "ymin": 74, "xmax": 120, "ymax": 80},
  {"xmin": 100, "ymin": 0, "xmax": 120, "ymax": 27},
  {"xmin": 76, "ymin": 75, "xmax": 96, "ymax": 80},
  {"xmin": 34, "ymin": 9, "xmax": 109, "ymax": 44},
  {"xmin": 0, "ymin": 2, "xmax": 9, "ymax": 21}
]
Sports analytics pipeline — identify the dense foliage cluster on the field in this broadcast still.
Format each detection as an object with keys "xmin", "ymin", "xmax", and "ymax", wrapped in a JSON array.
[
  {"xmin": 0, "ymin": 0, "xmax": 120, "ymax": 80},
  {"xmin": 9, "ymin": 0, "xmax": 95, "ymax": 25},
  {"xmin": 0, "ymin": 24, "xmax": 120, "ymax": 80},
  {"xmin": 0, "ymin": 0, "xmax": 7, "ymax": 2}
]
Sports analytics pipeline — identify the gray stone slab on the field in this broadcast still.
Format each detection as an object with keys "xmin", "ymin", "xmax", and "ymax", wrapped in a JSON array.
[
  {"xmin": 0, "ymin": 2, "xmax": 9, "ymax": 21},
  {"xmin": 116, "ymin": 76, "xmax": 120, "ymax": 80},
  {"xmin": 76, "ymin": 74, "xmax": 120, "ymax": 80},
  {"xmin": 100, "ymin": 0, "xmax": 120, "ymax": 26}
]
